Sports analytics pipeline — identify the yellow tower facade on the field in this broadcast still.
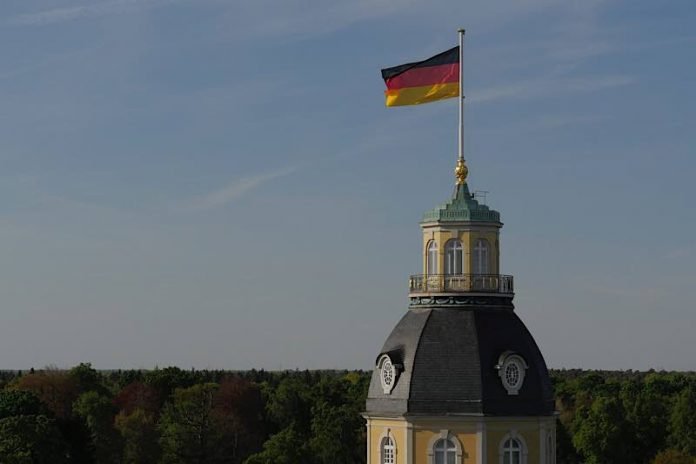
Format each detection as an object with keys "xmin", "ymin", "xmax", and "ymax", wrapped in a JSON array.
[{"xmin": 364, "ymin": 162, "xmax": 556, "ymax": 464}]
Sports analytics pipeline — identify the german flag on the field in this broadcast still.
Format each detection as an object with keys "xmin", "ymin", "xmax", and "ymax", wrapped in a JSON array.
[{"xmin": 381, "ymin": 46, "xmax": 459, "ymax": 107}]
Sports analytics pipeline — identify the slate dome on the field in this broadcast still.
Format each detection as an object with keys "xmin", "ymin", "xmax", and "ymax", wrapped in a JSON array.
[{"xmin": 366, "ymin": 305, "xmax": 555, "ymax": 417}]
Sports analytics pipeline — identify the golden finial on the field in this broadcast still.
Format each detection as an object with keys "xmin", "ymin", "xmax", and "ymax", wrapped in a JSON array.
[{"xmin": 455, "ymin": 158, "xmax": 468, "ymax": 185}]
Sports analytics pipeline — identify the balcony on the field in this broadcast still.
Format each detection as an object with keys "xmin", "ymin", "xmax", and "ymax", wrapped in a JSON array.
[{"xmin": 409, "ymin": 274, "xmax": 514, "ymax": 295}]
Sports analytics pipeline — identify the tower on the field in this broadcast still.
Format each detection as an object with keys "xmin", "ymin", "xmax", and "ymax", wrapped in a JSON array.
[{"xmin": 363, "ymin": 160, "xmax": 556, "ymax": 464}]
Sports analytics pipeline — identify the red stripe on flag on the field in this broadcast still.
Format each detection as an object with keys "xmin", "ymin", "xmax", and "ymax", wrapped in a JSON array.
[{"xmin": 385, "ymin": 63, "xmax": 459, "ymax": 90}]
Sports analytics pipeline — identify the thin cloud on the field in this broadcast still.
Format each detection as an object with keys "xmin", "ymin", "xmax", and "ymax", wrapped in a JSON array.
[
  {"xmin": 11, "ymin": 0, "xmax": 180, "ymax": 25},
  {"xmin": 179, "ymin": 167, "xmax": 296, "ymax": 212}
]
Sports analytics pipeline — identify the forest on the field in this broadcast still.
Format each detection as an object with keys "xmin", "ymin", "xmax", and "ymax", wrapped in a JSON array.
[{"xmin": 0, "ymin": 366, "xmax": 694, "ymax": 463}]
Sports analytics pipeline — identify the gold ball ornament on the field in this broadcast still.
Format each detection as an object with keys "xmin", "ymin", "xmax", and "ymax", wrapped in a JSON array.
[{"xmin": 455, "ymin": 158, "xmax": 468, "ymax": 185}]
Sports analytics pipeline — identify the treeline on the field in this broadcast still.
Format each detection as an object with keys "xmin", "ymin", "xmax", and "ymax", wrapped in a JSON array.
[
  {"xmin": 0, "ymin": 365, "xmax": 367, "ymax": 464},
  {"xmin": 553, "ymin": 369, "xmax": 696, "ymax": 464},
  {"xmin": 0, "ymin": 366, "xmax": 694, "ymax": 463}
]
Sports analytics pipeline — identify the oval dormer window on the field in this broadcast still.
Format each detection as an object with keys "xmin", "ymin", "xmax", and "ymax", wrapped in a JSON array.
[
  {"xmin": 377, "ymin": 354, "xmax": 399, "ymax": 394},
  {"xmin": 497, "ymin": 352, "xmax": 528, "ymax": 395}
]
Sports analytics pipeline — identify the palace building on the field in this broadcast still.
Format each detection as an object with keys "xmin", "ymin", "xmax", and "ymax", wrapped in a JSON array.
[{"xmin": 363, "ymin": 159, "xmax": 556, "ymax": 464}]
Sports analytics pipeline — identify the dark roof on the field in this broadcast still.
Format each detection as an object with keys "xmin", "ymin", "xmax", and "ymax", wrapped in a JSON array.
[{"xmin": 366, "ymin": 306, "xmax": 554, "ymax": 417}]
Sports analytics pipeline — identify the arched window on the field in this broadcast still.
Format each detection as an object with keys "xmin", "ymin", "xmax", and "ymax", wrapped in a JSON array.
[
  {"xmin": 501, "ymin": 438, "xmax": 522, "ymax": 464},
  {"xmin": 473, "ymin": 239, "xmax": 489, "ymax": 274},
  {"xmin": 427, "ymin": 241, "xmax": 438, "ymax": 275},
  {"xmin": 381, "ymin": 436, "xmax": 395, "ymax": 464},
  {"xmin": 444, "ymin": 240, "xmax": 463, "ymax": 275},
  {"xmin": 433, "ymin": 438, "xmax": 457, "ymax": 464},
  {"xmin": 428, "ymin": 432, "xmax": 463, "ymax": 464}
]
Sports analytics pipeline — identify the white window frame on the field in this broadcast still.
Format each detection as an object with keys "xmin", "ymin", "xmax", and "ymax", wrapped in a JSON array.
[
  {"xmin": 380, "ymin": 434, "xmax": 396, "ymax": 464},
  {"xmin": 498, "ymin": 432, "xmax": 528, "ymax": 464},
  {"xmin": 426, "ymin": 430, "xmax": 463, "ymax": 464},
  {"xmin": 473, "ymin": 239, "xmax": 490, "ymax": 275},
  {"xmin": 427, "ymin": 240, "xmax": 438, "ymax": 275},
  {"xmin": 444, "ymin": 239, "xmax": 463, "ymax": 275}
]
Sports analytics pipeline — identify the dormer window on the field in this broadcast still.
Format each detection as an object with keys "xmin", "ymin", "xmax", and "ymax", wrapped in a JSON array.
[
  {"xmin": 377, "ymin": 354, "xmax": 400, "ymax": 394},
  {"xmin": 445, "ymin": 239, "xmax": 463, "ymax": 275},
  {"xmin": 496, "ymin": 352, "xmax": 529, "ymax": 395}
]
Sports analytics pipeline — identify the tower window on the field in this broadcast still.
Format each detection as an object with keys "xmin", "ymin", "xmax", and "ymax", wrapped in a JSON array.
[
  {"xmin": 444, "ymin": 240, "xmax": 463, "ymax": 275},
  {"xmin": 502, "ymin": 438, "xmax": 522, "ymax": 464},
  {"xmin": 433, "ymin": 438, "xmax": 456, "ymax": 464},
  {"xmin": 381, "ymin": 436, "xmax": 395, "ymax": 464},
  {"xmin": 427, "ymin": 241, "xmax": 438, "ymax": 275},
  {"xmin": 473, "ymin": 239, "xmax": 489, "ymax": 274}
]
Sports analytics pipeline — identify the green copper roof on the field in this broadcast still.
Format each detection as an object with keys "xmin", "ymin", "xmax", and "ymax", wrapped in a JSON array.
[{"xmin": 421, "ymin": 183, "xmax": 501, "ymax": 223}]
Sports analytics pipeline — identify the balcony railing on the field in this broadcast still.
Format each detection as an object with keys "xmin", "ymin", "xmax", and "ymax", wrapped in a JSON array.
[{"xmin": 409, "ymin": 274, "xmax": 514, "ymax": 295}]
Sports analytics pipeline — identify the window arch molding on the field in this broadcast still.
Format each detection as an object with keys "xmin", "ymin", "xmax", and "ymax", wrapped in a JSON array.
[
  {"xmin": 498, "ymin": 431, "xmax": 528, "ymax": 464},
  {"xmin": 426, "ymin": 429, "xmax": 464, "ymax": 464},
  {"xmin": 378, "ymin": 428, "xmax": 397, "ymax": 464}
]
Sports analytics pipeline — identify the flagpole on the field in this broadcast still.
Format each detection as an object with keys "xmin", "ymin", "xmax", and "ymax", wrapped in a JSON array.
[{"xmin": 458, "ymin": 28, "xmax": 465, "ymax": 163}]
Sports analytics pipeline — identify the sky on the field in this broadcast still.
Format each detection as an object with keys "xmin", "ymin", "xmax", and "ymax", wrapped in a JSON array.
[{"xmin": 0, "ymin": 0, "xmax": 694, "ymax": 371}]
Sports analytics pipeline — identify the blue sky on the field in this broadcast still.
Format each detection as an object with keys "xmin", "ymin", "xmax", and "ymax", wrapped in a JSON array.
[{"xmin": 1, "ymin": 0, "xmax": 694, "ymax": 370}]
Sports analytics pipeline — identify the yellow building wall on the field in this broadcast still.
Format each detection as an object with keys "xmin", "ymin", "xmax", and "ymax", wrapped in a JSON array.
[
  {"xmin": 413, "ymin": 424, "xmax": 478, "ymax": 464},
  {"xmin": 486, "ymin": 422, "xmax": 540, "ymax": 464},
  {"xmin": 367, "ymin": 418, "xmax": 548, "ymax": 463},
  {"xmin": 368, "ymin": 418, "xmax": 408, "ymax": 464},
  {"xmin": 421, "ymin": 227, "xmax": 500, "ymax": 275}
]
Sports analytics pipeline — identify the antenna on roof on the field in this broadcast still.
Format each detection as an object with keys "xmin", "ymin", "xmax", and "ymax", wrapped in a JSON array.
[{"xmin": 473, "ymin": 190, "xmax": 489, "ymax": 205}]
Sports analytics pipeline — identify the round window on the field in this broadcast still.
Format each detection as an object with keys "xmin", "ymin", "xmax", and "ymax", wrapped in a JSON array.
[
  {"xmin": 504, "ymin": 359, "xmax": 521, "ymax": 389},
  {"xmin": 378, "ymin": 355, "xmax": 398, "ymax": 394},
  {"xmin": 382, "ymin": 359, "xmax": 394, "ymax": 386},
  {"xmin": 497, "ymin": 352, "xmax": 527, "ymax": 395}
]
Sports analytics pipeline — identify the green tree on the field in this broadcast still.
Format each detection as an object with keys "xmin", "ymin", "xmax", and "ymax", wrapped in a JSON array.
[
  {"xmin": 310, "ymin": 401, "xmax": 364, "ymax": 464},
  {"xmin": 624, "ymin": 388, "xmax": 669, "ymax": 463},
  {"xmin": 265, "ymin": 376, "xmax": 314, "ymax": 432},
  {"xmin": 244, "ymin": 426, "xmax": 313, "ymax": 464},
  {"xmin": 69, "ymin": 363, "xmax": 109, "ymax": 396},
  {"xmin": 115, "ymin": 408, "xmax": 160, "ymax": 464},
  {"xmin": 573, "ymin": 396, "xmax": 634, "ymax": 464},
  {"xmin": 74, "ymin": 391, "xmax": 121, "ymax": 464},
  {"xmin": 159, "ymin": 383, "xmax": 226, "ymax": 464},
  {"xmin": 669, "ymin": 387, "xmax": 696, "ymax": 455},
  {"xmin": 144, "ymin": 367, "xmax": 196, "ymax": 404},
  {"xmin": 0, "ymin": 390, "xmax": 48, "ymax": 418},
  {"xmin": 0, "ymin": 415, "xmax": 68, "ymax": 464}
]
